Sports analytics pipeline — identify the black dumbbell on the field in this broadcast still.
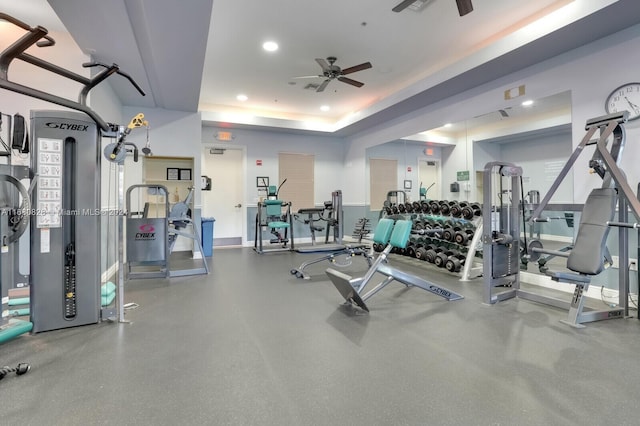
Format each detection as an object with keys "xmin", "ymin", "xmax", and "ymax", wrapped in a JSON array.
[
  {"xmin": 462, "ymin": 202, "xmax": 482, "ymax": 220},
  {"xmin": 429, "ymin": 200, "xmax": 441, "ymax": 214},
  {"xmin": 413, "ymin": 201, "xmax": 422, "ymax": 212},
  {"xmin": 435, "ymin": 249, "xmax": 457, "ymax": 268},
  {"xmin": 445, "ymin": 252, "xmax": 467, "ymax": 272},
  {"xmin": 450, "ymin": 202, "xmax": 467, "ymax": 218},
  {"xmin": 423, "ymin": 245, "xmax": 443, "ymax": 263},
  {"xmin": 454, "ymin": 226, "xmax": 475, "ymax": 245},
  {"xmin": 438, "ymin": 200, "xmax": 451, "ymax": 215}
]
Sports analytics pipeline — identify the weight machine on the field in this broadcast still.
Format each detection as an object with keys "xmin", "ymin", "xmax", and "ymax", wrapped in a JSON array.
[
  {"xmin": 290, "ymin": 190, "xmax": 373, "ymax": 279},
  {"xmin": 0, "ymin": 112, "xmax": 34, "ymax": 342},
  {"xmin": 0, "ymin": 12, "xmax": 145, "ymax": 333},
  {"xmin": 294, "ymin": 190, "xmax": 344, "ymax": 246},
  {"xmin": 125, "ymin": 184, "xmax": 209, "ymax": 279},
  {"xmin": 254, "ymin": 180, "xmax": 294, "ymax": 254},
  {"xmin": 484, "ymin": 112, "xmax": 639, "ymax": 327}
]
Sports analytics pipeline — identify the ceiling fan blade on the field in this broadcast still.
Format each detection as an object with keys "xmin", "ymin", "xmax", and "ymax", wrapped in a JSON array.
[
  {"xmin": 392, "ymin": 0, "xmax": 416, "ymax": 13},
  {"xmin": 456, "ymin": 0, "xmax": 473, "ymax": 16},
  {"xmin": 341, "ymin": 62, "xmax": 372, "ymax": 75},
  {"xmin": 337, "ymin": 76, "xmax": 364, "ymax": 88},
  {"xmin": 315, "ymin": 58, "xmax": 330, "ymax": 72},
  {"xmin": 292, "ymin": 75, "xmax": 322, "ymax": 79},
  {"xmin": 316, "ymin": 79, "xmax": 331, "ymax": 92}
]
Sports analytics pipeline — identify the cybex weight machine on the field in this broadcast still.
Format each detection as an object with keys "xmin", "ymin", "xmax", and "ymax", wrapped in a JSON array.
[
  {"xmin": 0, "ymin": 12, "xmax": 145, "ymax": 333},
  {"xmin": 483, "ymin": 113, "xmax": 639, "ymax": 327}
]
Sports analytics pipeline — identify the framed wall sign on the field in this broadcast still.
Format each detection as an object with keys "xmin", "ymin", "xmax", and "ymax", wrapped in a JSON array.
[
  {"xmin": 179, "ymin": 168, "xmax": 192, "ymax": 181},
  {"xmin": 166, "ymin": 168, "xmax": 179, "ymax": 180}
]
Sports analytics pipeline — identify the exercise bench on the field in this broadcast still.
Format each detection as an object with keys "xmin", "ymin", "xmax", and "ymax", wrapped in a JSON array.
[{"xmin": 326, "ymin": 218, "xmax": 463, "ymax": 312}]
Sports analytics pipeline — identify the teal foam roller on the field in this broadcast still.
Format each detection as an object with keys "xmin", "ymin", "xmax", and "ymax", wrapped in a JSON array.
[
  {"xmin": 8, "ymin": 297, "xmax": 30, "ymax": 306},
  {"xmin": 0, "ymin": 319, "xmax": 33, "ymax": 344}
]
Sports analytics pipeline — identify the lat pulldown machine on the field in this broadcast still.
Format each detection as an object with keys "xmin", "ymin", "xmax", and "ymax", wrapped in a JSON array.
[{"xmin": 0, "ymin": 12, "xmax": 145, "ymax": 332}]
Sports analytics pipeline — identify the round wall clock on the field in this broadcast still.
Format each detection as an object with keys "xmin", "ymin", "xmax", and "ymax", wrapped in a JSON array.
[{"xmin": 605, "ymin": 82, "xmax": 640, "ymax": 121}]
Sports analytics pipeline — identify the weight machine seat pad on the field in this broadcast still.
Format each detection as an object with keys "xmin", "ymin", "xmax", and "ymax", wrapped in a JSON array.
[
  {"xmin": 389, "ymin": 220, "xmax": 412, "ymax": 249},
  {"xmin": 566, "ymin": 188, "xmax": 616, "ymax": 275},
  {"xmin": 297, "ymin": 208, "xmax": 324, "ymax": 214},
  {"xmin": 373, "ymin": 218, "xmax": 395, "ymax": 245},
  {"xmin": 268, "ymin": 221, "xmax": 290, "ymax": 228},
  {"xmin": 547, "ymin": 271, "xmax": 592, "ymax": 284}
]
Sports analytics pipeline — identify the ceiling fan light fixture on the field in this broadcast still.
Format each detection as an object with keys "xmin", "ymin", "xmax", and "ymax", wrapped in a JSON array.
[
  {"xmin": 262, "ymin": 41, "xmax": 279, "ymax": 52},
  {"xmin": 320, "ymin": 105, "xmax": 330, "ymax": 112},
  {"xmin": 521, "ymin": 100, "xmax": 534, "ymax": 107}
]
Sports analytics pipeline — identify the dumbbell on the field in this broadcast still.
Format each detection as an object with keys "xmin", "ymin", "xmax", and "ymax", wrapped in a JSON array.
[
  {"xmin": 412, "ymin": 219, "xmax": 425, "ymax": 232},
  {"xmin": 445, "ymin": 252, "xmax": 467, "ymax": 272},
  {"xmin": 441, "ymin": 220, "xmax": 458, "ymax": 242},
  {"xmin": 453, "ymin": 226, "xmax": 475, "ymax": 245},
  {"xmin": 423, "ymin": 244, "xmax": 443, "ymax": 263},
  {"xmin": 373, "ymin": 242, "xmax": 385, "ymax": 252},
  {"xmin": 438, "ymin": 200, "xmax": 452, "ymax": 215},
  {"xmin": 450, "ymin": 202, "xmax": 468, "ymax": 218},
  {"xmin": 434, "ymin": 249, "xmax": 457, "ymax": 268},
  {"xmin": 413, "ymin": 201, "xmax": 422, "ymax": 212},
  {"xmin": 461, "ymin": 202, "xmax": 482, "ymax": 220},
  {"xmin": 429, "ymin": 200, "xmax": 441, "ymax": 214},
  {"xmin": 407, "ymin": 238, "xmax": 425, "ymax": 258}
]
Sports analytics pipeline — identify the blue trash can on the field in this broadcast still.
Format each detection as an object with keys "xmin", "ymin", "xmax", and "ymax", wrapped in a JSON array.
[{"xmin": 201, "ymin": 217, "xmax": 215, "ymax": 257}]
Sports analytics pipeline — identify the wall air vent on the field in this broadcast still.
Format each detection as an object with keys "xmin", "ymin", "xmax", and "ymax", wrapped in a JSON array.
[{"xmin": 209, "ymin": 148, "xmax": 226, "ymax": 155}]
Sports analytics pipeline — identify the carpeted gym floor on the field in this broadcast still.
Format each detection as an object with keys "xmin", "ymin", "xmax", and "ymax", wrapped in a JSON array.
[{"xmin": 2, "ymin": 246, "xmax": 640, "ymax": 425}]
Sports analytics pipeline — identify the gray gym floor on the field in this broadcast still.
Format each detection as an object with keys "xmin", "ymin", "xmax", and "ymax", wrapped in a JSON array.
[{"xmin": 3, "ymin": 247, "xmax": 640, "ymax": 425}]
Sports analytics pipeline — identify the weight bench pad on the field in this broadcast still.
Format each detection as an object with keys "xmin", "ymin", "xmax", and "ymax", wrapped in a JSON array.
[
  {"xmin": 567, "ymin": 188, "xmax": 615, "ymax": 275},
  {"xmin": 373, "ymin": 218, "xmax": 395, "ymax": 245},
  {"xmin": 389, "ymin": 220, "xmax": 412, "ymax": 249}
]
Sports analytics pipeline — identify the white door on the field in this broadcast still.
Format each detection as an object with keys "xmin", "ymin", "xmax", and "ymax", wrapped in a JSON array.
[
  {"xmin": 419, "ymin": 160, "xmax": 440, "ymax": 199},
  {"xmin": 201, "ymin": 147, "xmax": 244, "ymax": 246}
]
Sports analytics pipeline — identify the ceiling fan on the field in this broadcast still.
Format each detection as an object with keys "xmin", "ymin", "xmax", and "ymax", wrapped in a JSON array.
[
  {"xmin": 295, "ymin": 57, "xmax": 372, "ymax": 93},
  {"xmin": 392, "ymin": 0, "xmax": 473, "ymax": 16}
]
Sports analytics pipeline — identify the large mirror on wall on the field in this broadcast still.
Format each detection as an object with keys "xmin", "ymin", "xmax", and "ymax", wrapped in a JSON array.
[{"xmin": 364, "ymin": 91, "xmax": 574, "ymax": 221}]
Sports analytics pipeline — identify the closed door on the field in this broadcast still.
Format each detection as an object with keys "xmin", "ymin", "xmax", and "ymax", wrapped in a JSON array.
[
  {"xmin": 419, "ymin": 160, "xmax": 440, "ymax": 199},
  {"xmin": 201, "ymin": 147, "xmax": 244, "ymax": 246}
]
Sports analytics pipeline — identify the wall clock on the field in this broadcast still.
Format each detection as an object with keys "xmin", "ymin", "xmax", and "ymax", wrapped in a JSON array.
[{"xmin": 605, "ymin": 82, "xmax": 640, "ymax": 121}]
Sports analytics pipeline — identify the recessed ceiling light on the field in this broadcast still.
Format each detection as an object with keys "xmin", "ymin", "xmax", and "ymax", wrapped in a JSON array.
[
  {"xmin": 320, "ymin": 105, "xmax": 330, "ymax": 112},
  {"xmin": 236, "ymin": 94, "xmax": 248, "ymax": 101},
  {"xmin": 444, "ymin": 123, "xmax": 452, "ymax": 128},
  {"xmin": 262, "ymin": 41, "xmax": 278, "ymax": 52},
  {"xmin": 521, "ymin": 99, "xmax": 534, "ymax": 106}
]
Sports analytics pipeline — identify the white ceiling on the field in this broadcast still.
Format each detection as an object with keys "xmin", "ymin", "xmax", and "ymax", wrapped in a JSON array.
[{"xmin": 1, "ymin": 0, "xmax": 640, "ymax": 137}]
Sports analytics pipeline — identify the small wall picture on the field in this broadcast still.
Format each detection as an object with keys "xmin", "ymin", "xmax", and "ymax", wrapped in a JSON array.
[
  {"xmin": 179, "ymin": 168, "xmax": 192, "ymax": 181},
  {"xmin": 167, "ymin": 168, "xmax": 179, "ymax": 180},
  {"xmin": 404, "ymin": 180, "xmax": 412, "ymax": 190}
]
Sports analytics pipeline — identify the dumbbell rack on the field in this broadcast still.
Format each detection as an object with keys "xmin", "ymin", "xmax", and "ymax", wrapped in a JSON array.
[{"xmin": 378, "ymin": 199, "xmax": 483, "ymax": 278}]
